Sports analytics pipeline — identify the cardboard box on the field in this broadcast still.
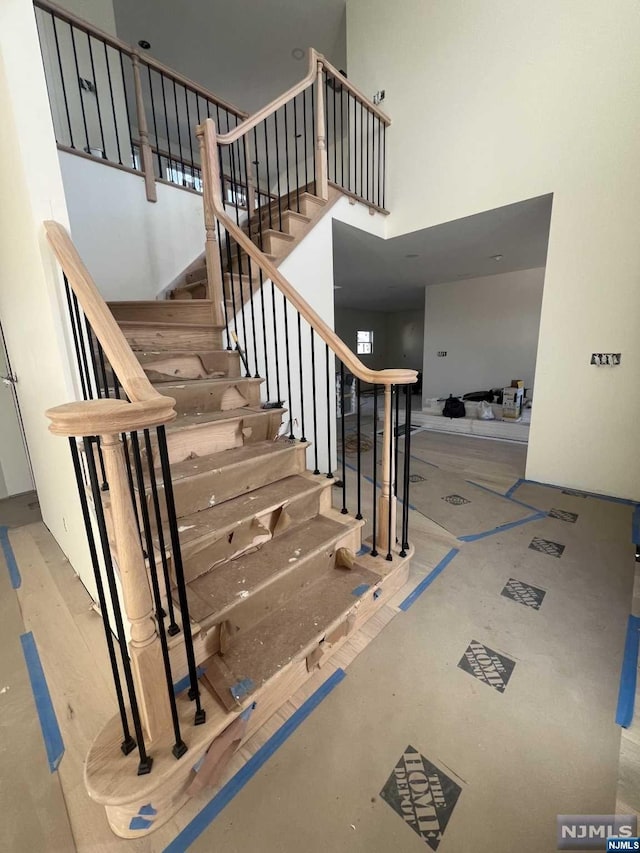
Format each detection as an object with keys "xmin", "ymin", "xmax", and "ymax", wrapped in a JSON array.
[
  {"xmin": 502, "ymin": 387, "xmax": 524, "ymax": 420},
  {"xmin": 510, "ymin": 379, "xmax": 524, "ymax": 388}
]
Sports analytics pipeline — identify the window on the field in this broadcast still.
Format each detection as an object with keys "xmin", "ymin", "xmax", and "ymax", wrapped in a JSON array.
[{"xmin": 357, "ymin": 330, "xmax": 374, "ymax": 355}]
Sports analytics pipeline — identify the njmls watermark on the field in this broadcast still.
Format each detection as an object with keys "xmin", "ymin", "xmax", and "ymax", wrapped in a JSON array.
[{"xmin": 557, "ymin": 815, "xmax": 638, "ymax": 850}]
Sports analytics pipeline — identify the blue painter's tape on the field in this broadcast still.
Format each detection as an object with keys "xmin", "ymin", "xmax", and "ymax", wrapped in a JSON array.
[
  {"xmin": 20, "ymin": 632, "xmax": 64, "ymax": 772},
  {"xmin": 632, "ymin": 507, "xmax": 640, "ymax": 544},
  {"xmin": 457, "ymin": 512, "xmax": 546, "ymax": 543},
  {"xmin": 351, "ymin": 583, "xmax": 369, "ymax": 597},
  {"xmin": 0, "ymin": 525, "xmax": 21, "ymax": 589},
  {"xmin": 357, "ymin": 544, "xmax": 370, "ymax": 557},
  {"xmin": 230, "ymin": 678, "xmax": 254, "ymax": 701},
  {"xmin": 466, "ymin": 479, "xmax": 544, "ymax": 514},
  {"xmin": 164, "ymin": 668, "xmax": 347, "ymax": 853},
  {"xmin": 239, "ymin": 701, "xmax": 257, "ymax": 722},
  {"xmin": 616, "ymin": 615, "xmax": 640, "ymax": 727},
  {"xmin": 138, "ymin": 804, "xmax": 157, "ymax": 816},
  {"xmin": 129, "ymin": 816, "xmax": 154, "ymax": 831},
  {"xmin": 399, "ymin": 548, "xmax": 460, "ymax": 611},
  {"xmin": 505, "ymin": 478, "xmax": 525, "ymax": 499},
  {"xmin": 523, "ymin": 479, "xmax": 640, "ymax": 507},
  {"xmin": 173, "ymin": 666, "xmax": 205, "ymax": 695}
]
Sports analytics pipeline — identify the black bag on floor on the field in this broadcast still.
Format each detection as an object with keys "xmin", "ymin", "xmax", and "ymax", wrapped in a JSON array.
[{"xmin": 443, "ymin": 394, "xmax": 466, "ymax": 419}]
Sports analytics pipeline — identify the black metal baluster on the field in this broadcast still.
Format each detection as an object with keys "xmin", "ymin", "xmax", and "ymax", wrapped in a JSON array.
[
  {"xmin": 332, "ymin": 75, "xmax": 337, "ymax": 183},
  {"xmin": 356, "ymin": 377, "xmax": 362, "ymax": 519},
  {"xmin": 103, "ymin": 43, "xmax": 122, "ymax": 165},
  {"xmin": 215, "ymin": 220, "xmax": 232, "ymax": 346},
  {"xmin": 340, "ymin": 361, "xmax": 347, "ymax": 514},
  {"xmin": 64, "ymin": 280, "xmax": 88, "ymax": 400},
  {"xmin": 377, "ymin": 118, "xmax": 382, "ymax": 208},
  {"xmin": 293, "ymin": 96, "xmax": 300, "ymax": 212},
  {"xmin": 394, "ymin": 383, "xmax": 400, "ymax": 499},
  {"xmin": 366, "ymin": 108, "xmax": 370, "ymax": 203},
  {"xmin": 87, "ymin": 34, "xmax": 106, "ymax": 159},
  {"xmin": 311, "ymin": 81, "xmax": 317, "ymax": 194},
  {"xmin": 70, "ymin": 25, "xmax": 90, "ymax": 153},
  {"xmin": 50, "ymin": 13, "xmax": 74, "ymax": 147},
  {"xmin": 83, "ymin": 436, "xmax": 152, "ymax": 774},
  {"xmin": 259, "ymin": 269, "xmax": 269, "ymax": 399},
  {"xmin": 143, "ymin": 431, "xmax": 179, "ymax": 635},
  {"xmin": 184, "ymin": 88, "xmax": 195, "ymax": 186},
  {"xmin": 274, "ymin": 112, "xmax": 283, "ymax": 231},
  {"xmin": 371, "ymin": 386, "xmax": 379, "ymax": 556},
  {"xmin": 95, "ymin": 337, "xmax": 111, "ymax": 399},
  {"xmin": 360, "ymin": 101, "xmax": 364, "ymax": 199},
  {"xmin": 382, "ymin": 124, "xmax": 387, "ymax": 209},
  {"xmin": 297, "ymin": 312, "xmax": 306, "ymax": 442},
  {"xmin": 224, "ymin": 230, "xmax": 242, "ymax": 366},
  {"xmin": 340, "ymin": 83, "xmax": 344, "ymax": 189},
  {"xmin": 281, "ymin": 298, "xmax": 294, "ymax": 439},
  {"xmin": 130, "ymin": 432, "xmax": 187, "ymax": 759},
  {"xmin": 120, "ymin": 432, "xmax": 143, "ymax": 533},
  {"xmin": 119, "ymin": 53, "xmax": 136, "ymax": 168},
  {"xmin": 400, "ymin": 388, "xmax": 412, "ymax": 557},
  {"xmin": 71, "ymin": 293, "xmax": 94, "ymax": 399},
  {"xmin": 252, "ymin": 128, "xmax": 264, "ymax": 249},
  {"xmin": 310, "ymin": 329, "xmax": 319, "ymax": 474},
  {"xmin": 325, "ymin": 343, "xmax": 333, "ymax": 479},
  {"xmin": 147, "ymin": 66, "xmax": 162, "ymax": 175},
  {"xmin": 84, "ymin": 322, "xmax": 103, "ymax": 398},
  {"xmin": 156, "ymin": 426, "xmax": 205, "ymax": 725},
  {"xmin": 372, "ymin": 115, "xmax": 377, "ymax": 207},
  {"xmin": 284, "ymin": 102, "xmax": 291, "ymax": 207},
  {"xmin": 303, "ymin": 88, "xmax": 309, "ymax": 191},
  {"xmin": 172, "ymin": 79, "xmax": 185, "ymax": 185},
  {"xmin": 160, "ymin": 73, "xmax": 173, "ymax": 178},
  {"xmin": 68, "ymin": 438, "xmax": 135, "ymax": 755},
  {"xmin": 241, "ymin": 142, "xmax": 259, "ymax": 377},
  {"xmin": 386, "ymin": 385, "xmax": 394, "ymax": 561},
  {"xmin": 270, "ymin": 282, "xmax": 281, "ymax": 403},
  {"xmin": 263, "ymin": 120, "xmax": 273, "ymax": 230}
]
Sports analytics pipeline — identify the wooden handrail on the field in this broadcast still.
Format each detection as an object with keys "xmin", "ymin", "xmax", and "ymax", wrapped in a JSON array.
[
  {"xmin": 199, "ymin": 119, "xmax": 412, "ymax": 387},
  {"xmin": 43, "ymin": 221, "xmax": 176, "ymax": 430},
  {"xmin": 34, "ymin": 0, "xmax": 247, "ymax": 120},
  {"xmin": 217, "ymin": 51, "xmax": 390, "ymax": 147}
]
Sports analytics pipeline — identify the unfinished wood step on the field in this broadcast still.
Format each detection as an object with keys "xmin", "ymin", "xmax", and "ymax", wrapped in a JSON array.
[
  {"xmin": 154, "ymin": 375, "xmax": 262, "ymax": 415},
  {"xmin": 108, "ymin": 300, "xmax": 216, "ymax": 325},
  {"xmin": 199, "ymin": 532, "xmax": 379, "ymax": 706},
  {"xmin": 119, "ymin": 321, "xmax": 222, "ymax": 352},
  {"xmin": 249, "ymin": 208, "xmax": 311, "ymax": 240},
  {"xmin": 159, "ymin": 439, "xmax": 308, "ymax": 517},
  {"xmin": 243, "ymin": 227, "xmax": 294, "ymax": 257},
  {"xmin": 257, "ymin": 189, "xmax": 325, "ymax": 219},
  {"xmin": 164, "ymin": 473, "xmax": 332, "ymax": 584},
  {"xmin": 225, "ymin": 249, "xmax": 277, "ymax": 276},
  {"xmin": 171, "ymin": 280, "xmax": 207, "ymax": 300},
  {"xmin": 185, "ymin": 265, "xmax": 207, "ymax": 284},
  {"xmin": 147, "ymin": 406, "xmax": 285, "ymax": 465},
  {"xmin": 136, "ymin": 350, "xmax": 241, "ymax": 382},
  {"xmin": 187, "ymin": 513, "xmax": 362, "ymax": 635}
]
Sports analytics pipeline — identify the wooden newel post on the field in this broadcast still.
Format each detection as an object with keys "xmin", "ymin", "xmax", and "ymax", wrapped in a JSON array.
[
  {"xmin": 197, "ymin": 120, "xmax": 225, "ymax": 326},
  {"xmin": 378, "ymin": 384, "xmax": 397, "ymax": 555},
  {"xmin": 99, "ymin": 432, "xmax": 172, "ymax": 741},
  {"xmin": 131, "ymin": 52, "xmax": 157, "ymax": 203},
  {"xmin": 314, "ymin": 61, "xmax": 329, "ymax": 200}
]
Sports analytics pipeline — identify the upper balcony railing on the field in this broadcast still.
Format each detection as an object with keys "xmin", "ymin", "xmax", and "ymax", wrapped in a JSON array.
[{"xmin": 34, "ymin": 0, "xmax": 390, "ymax": 213}]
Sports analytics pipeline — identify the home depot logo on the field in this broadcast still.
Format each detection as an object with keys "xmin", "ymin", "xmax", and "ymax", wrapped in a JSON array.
[
  {"xmin": 457, "ymin": 640, "xmax": 516, "ymax": 693},
  {"xmin": 380, "ymin": 746, "xmax": 462, "ymax": 850}
]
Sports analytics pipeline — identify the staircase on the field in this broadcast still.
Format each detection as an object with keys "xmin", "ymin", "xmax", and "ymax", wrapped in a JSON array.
[
  {"xmin": 105, "ymin": 297, "xmax": 410, "ymax": 711},
  {"xmin": 170, "ymin": 187, "xmax": 339, "ymax": 302}
]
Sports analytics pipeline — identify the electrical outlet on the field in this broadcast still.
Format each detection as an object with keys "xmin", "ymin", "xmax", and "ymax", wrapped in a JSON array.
[
  {"xmin": 590, "ymin": 352, "xmax": 621, "ymax": 366},
  {"xmin": 437, "ymin": 351, "xmax": 447, "ymax": 357},
  {"xmin": 373, "ymin": 90, "xmax": 385, "ymax": 105}
]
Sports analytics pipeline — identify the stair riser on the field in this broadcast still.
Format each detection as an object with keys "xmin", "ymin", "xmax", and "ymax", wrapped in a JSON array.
[
  {"xmin": 250, "ymin": 211, "xmax": 309, "ymax": 240},
  {"xmin": 185, "ymin": 265, "xmax": 207, "ymax": 284},
  {"xmin": 179, "ymin": 486, "xmax": 325, "ymax": 584},
  {"xmin": 122, "ymin": 326, "xmax": 222, "ymax": 352},
  {"xmin": 259, "ymin": 232, "xmax": 293, "ymax": 256},
  {"xmin": 199, "ymin": 525, "xmax": 362, "ymax": 650},
  {"xmin": 141, "ymin": 351, "xmax": 241, "ymax": 382},
  {"xmin": 167, "ymin": 379, "xmax": 262, "ymax": 416},
  {"xmin": 173, "ymin": 283, "xmax": 206, "ymax": 300},
  {"xmin": 160, "ymin": 443, "xmax": 307, "ymax": 518},
  {"xmin": 109, "ymin": 302, "xmax": 215, "ymax": 325}
]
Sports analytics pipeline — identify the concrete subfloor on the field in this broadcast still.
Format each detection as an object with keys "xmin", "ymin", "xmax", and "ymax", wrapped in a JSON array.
[{"xmin": 1, "ymin": 435, "xmax": 637, "ymax": 852}]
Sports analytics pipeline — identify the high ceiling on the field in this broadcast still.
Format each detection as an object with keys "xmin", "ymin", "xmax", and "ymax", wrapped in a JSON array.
[
  {"xmin": 333, "ymin": 194, "xmax": 553, "ymax": 311},
  {"xmin": 113, "ymin": 0, "xmax": 347, "ymax": 114}
]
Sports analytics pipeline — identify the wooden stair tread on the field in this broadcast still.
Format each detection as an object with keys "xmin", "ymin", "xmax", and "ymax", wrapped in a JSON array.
[
  {"xmin": 117, "ymin": 320, "xmax": 223, "ymax": 330},
  {"xmin": 108, "ymin": 299, "xmax": 214, "ymax": 307},
  {"xmin": 248, "ymin": 228, "xmax": 295, "ymax": 242},
  {"xmin": 188, "ymin": 513, "xmax": 361, "ymax": 625},
  {"xmin": 169, "ymin": 474, "xmax": 326, "ymax": 548},
  {"xmin": 165, "ymin": 438, "xmax": 304, "ymax": 484},
  {"xmin": 166, "ymin": 405, "xmax": 283, "ymax": 433},
  {"xmin": 136, "ymin": 349, "xmax": 235, "ymax": 361},
  {"xmin": 202, "ymin": 555, "xmax": 380, "ymax": 697},
  {"xmin": 153, "ymin": 375, "xmax": 262, "ymax": 390}
]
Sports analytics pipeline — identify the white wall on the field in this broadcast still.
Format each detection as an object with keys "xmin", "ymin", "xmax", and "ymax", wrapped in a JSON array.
[
  {"xmin": 0, "ymin": 0, "xmax": 102, "ymax": 599},
  {"xmin": 347, "ymin": 0, "xmax": 640, "ymax": 499},
  {"xmin": 59, "ymin": 151, "xmax": 205, "ymax": 300},
  {"xmin": 0, "ymin": 342, "xmax": 33, "ymax": 498},
  {"xmin": 422, "ymin": 268, "xmax": 544, "ymax": 400}
]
